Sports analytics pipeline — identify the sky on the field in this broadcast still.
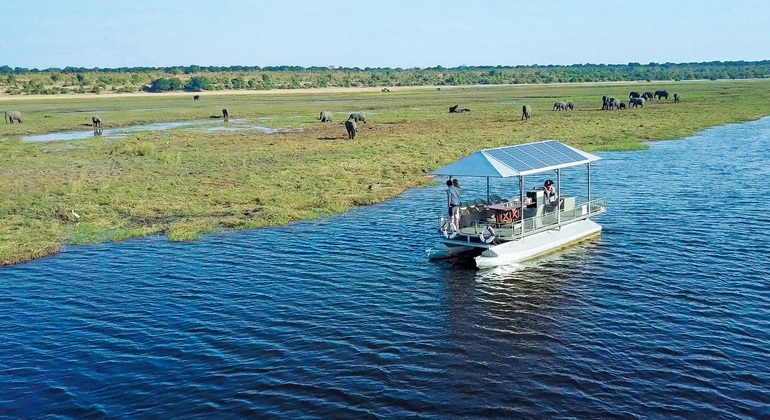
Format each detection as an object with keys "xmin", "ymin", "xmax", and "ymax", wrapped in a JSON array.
[{"xmin": 1, "ymin": 0, "xmax": 768, "ymax": 69}]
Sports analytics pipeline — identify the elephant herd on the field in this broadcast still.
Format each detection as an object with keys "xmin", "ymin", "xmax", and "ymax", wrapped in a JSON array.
[
  {"xmin": 552, "ymin": 101, "xmax": 574, "ymax": 111},
  {"xmin": 602, "ymin": 90, "xmax": 682, "ymax": 110},
  {"xmin": 317, "ymin": 111, "xmax": 366, "ymax": 139}
]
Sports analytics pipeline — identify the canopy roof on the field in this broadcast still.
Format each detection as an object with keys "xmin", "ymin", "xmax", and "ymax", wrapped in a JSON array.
[{"xmin": 431, "ymin": 140, "xmax": 601, "ymax": 178}]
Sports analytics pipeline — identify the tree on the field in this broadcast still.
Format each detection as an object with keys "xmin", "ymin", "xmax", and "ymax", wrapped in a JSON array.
[
  {"xmin": 147, "ymin": 77, "xmax": 183, "ymax": 92},
  {"xmin": 184, "ymin": 76, "xmax": 213, "ymax": 91}
]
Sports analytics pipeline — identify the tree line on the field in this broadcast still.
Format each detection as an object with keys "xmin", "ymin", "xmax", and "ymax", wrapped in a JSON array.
[{"xmin": 1, "ymin": 60, "xmax": 769, "ymax": 95}]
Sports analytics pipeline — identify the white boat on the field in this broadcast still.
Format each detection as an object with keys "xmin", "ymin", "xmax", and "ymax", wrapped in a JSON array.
[{"xmin": 426, "ymin": 140, "xmax": 606, "ymax": 269}]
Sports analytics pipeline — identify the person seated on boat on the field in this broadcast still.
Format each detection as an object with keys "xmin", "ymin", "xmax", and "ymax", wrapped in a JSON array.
[
  {"xmin": 543, "ymin": 179, "xmax": 558, "ymax": 204},
  {"xmin": 446, "ymin": 179, "xmax": 461, "ymax": 231}
]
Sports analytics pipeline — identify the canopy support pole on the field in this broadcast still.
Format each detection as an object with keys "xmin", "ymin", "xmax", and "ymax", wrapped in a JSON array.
[
  {"xmin": 587, "ymin": 163, "xmax": 592, "ymax": 204},
  {"xmin": 556, "ymin": 169, "xmax": 561, "ymax": 224}
]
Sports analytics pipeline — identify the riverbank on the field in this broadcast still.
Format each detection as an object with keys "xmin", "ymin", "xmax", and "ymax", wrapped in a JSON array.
[{"xmin": 2, "ymin": 79, "xmax": 770, "ymax": 266}]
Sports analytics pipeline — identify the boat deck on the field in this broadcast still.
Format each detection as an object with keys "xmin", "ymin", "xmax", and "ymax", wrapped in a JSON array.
[{"xmin": 440, "ymin": 196, "xmax": 606, "ymax": 248}]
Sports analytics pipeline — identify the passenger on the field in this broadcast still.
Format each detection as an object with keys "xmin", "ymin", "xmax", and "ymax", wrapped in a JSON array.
[
  {"xmin": 446, "ymin": 179, "xmax": 461, "ymax": 230},
  {"xmin": 543, "ymin": 179, "xmax": 558, "ymax": 204}
]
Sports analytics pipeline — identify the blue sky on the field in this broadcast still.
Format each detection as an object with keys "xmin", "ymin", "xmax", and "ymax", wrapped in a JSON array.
[{"xmin": 1, "ymin": 0, "xmax": 767, "ymax": 69}]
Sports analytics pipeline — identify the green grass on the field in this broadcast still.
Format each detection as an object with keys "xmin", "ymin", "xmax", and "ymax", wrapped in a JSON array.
[{"xmin": 2, "ymin": 79, "xmax": 770, "ymax": 265}]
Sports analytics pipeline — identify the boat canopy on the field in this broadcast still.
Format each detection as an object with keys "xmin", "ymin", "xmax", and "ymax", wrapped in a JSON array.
[{"xmin": 431, "ymin": 140, "xmax": 601, "ymax": 178}]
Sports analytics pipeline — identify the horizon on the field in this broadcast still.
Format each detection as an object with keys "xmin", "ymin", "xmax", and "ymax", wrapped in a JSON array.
[
  {"xmin": 1, "ymin": 1, "xmax": 768, "ymax": 69},
  {"xmin": 3, "ymin": 59, "xmax": 769, "ymax": 73}
]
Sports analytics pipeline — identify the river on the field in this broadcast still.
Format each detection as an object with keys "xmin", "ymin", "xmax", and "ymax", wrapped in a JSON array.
[{"xmin": 2, "ymin": 118, "xmax": 769, "ymax": 418}]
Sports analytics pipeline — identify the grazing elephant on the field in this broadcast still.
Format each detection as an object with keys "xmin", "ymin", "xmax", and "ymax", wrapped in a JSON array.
[
  {"xmin": 193, "ymin": 95, "xmax": 200, "ymax": 101},
  {"xmin": 553, "ymin": 101, "xmax": 567, "ymax": 111},
  {"xmin": 629, "ymin": 97, "xmax": 645, "ymax": 108},
  {"xmin": 521, "ymin": 104, "xmax": 532, "ymax": 120},
  {"xmin": 611, "ymin": 98, "xmax": 622, "ymax": 110},
  {"xmin": 449, "ymin": 104, "xmax": 470, "ymax": 113},
  {"xmin": 4, "ymin": 111, "xmax": 23, "ymax": 124},
  {"xmin": 349, "ymin": 113, "xmax": 366, "ymax": 123},
  {"xmin": 92, "ymin": 116, "xmax": 102, "ymax": 127},
  {"xmin": 318, "ymin": 111, "xmax": 333, "ymax": 123},
  {"xmin": 345, "ymin": 119, "xmax": 357, "ymax": 139},
  {"xmin": 619, "ymin": 102, "xmax": 627, "ymax": 110},
  {"xmin": 654, "ymin": 90, "xmax": 669, "ymax": 100},
  {"xmin": 642, "ymin": 92, "xmax": 654, "ymax": 101},
  {"xmin": 674, "ymin": 93, "xmax": 680, "ymax": 103},
  {"xmin": 629, "ymin": 91, "xmax": 640, "ymax": 99},
  {"xmin": 222, "ymin": 108, "xmax": 229, "ymax": 121},
  {"xmin": 566, "ymin": 101, "xmax": 574, "ymax": 111}
]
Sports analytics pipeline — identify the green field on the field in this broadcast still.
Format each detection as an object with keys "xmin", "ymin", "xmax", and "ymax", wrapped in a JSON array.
[{"xmin": 2, "ymin": 79, "xmax": 769, "ymax": 265}]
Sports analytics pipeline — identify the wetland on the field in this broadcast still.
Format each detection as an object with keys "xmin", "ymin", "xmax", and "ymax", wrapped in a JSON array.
[{"xmin": 2, "ymin": 79, "xmax": 770, "ymax": 265}]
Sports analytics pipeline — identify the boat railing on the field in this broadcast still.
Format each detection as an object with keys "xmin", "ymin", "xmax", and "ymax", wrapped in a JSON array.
[{"xmin": 438, "ymin": 197, "xmax": 606, "ymax": 243}]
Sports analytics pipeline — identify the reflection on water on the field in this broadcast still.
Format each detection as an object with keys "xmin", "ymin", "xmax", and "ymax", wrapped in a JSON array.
[{"xmin": 22, "ymin": 119, "xmax": 282, "ymax": 142}]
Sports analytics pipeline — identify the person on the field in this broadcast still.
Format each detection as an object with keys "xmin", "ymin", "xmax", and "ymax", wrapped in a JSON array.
[
  {"xmin": 543, "ymin": 179, "xmax": 558, "ymax": 204},
  {"xmin": 446, "ymin": 179, "xmax": 461, "ymax": 230}
]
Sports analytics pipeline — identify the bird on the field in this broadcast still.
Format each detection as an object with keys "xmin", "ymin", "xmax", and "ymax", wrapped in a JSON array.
[{"xmin": 71, "ymin": 210, "xmax": 80, "ymax": 221}]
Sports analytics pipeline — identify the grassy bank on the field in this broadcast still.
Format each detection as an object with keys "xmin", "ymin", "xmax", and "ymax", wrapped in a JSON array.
[{"xmin": 2, "ymin": 79, "xmax": 769, "ymax": 266}]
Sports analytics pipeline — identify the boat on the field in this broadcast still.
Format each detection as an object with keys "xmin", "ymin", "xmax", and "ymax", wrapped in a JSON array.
[{"xmin": 426, "ymin": 140, "xmax": 606, "ymax": 269}]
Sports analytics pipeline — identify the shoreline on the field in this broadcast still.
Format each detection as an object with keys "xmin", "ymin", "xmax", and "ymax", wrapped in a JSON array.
[{"xmin": 2, "ymin": 78, "xmax": 769, "ymax": 267}]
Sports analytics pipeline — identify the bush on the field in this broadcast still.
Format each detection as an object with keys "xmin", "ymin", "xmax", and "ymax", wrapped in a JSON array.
[
  {"xmin": 184, "ymin": 76, "xmax": 213, "ymax": 92},
  {"xmin": 147, "ymin": 77, "xmax": 183, "ymax": 92}
]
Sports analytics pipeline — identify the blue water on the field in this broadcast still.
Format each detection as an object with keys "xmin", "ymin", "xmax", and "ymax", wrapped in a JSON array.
[
  {"xmin": 22, "ymin": 119, "xmax": 280, "ymax": 142},
  {"xmin": 3, "ymin": 118, "xmax": 770, "ymax": 418}
]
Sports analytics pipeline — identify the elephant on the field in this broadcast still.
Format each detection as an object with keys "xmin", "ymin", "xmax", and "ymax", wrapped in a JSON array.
[
  {"xmin": 629, "ymin": 91, "xmax": 640, "ymax": 99},
  {"xmin": 318, "ymin": 111, "xmax": 333, "ymax": 123},
  {"xmin": 349, "ymin": 112, "xmax": 366, "ymax": 123},
  {"xmin": 674, "ymin": 93, "xmax": 680, "ymax": 103},
  {"xmin": 4, "ymin": 111, "xmax": 22, "ymax": 124},
  {"xmin": 603, "ymin": 97, "xmax": 620, "ymax": 110},
  {"xmin": 642, "ymin": 92, "xmax": 654, "ymax": 101},
  {"xmin": 92, "ymin": 116, "xmax": 102, "ymax": 127},
  {"xmin": 345, "ymin": 119, "xmax": 357, "ymax": 139},
  {"xmin": 553, "ymin": 101, "xmax": 567, "ymax": 111},
  {"xmin": 381, "ymin": 87, "xmax": 390, "ymax": 92},
  {"xmin": 654, "ymin": 90, "xmax": 669, "ymax": 100},
  {"xmin": 566, "ymin": 101, "xmax": 574, "ymax": 110},
  {"xmin": 619, "ymin": 102, "xmax": 627, "ymax": 110},
  {"xmin": 629, "ymin": 97, "xmax": 645, "ymax": 108},
  {"xmin": 193, "ymin": 95, "xmax": 200, "ymax": 101},
  {"xmin": 449, "ymin": 104, "xmax": 470, "ymax": 113},
  {"xmin": 521, "ymin": 104, "xmax": 532, "ymax": 120},
  {"xmin": 222, "ymin": 108, "xmax": 229, "ymax": 121}
]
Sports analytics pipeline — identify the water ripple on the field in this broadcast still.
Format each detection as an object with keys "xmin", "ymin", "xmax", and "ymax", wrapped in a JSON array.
[{"xmin": 2, "ymin": 118, "xmax": 770, "ymax": 418}]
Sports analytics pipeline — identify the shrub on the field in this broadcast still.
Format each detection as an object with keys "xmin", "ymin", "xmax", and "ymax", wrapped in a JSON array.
[
  {"xmin": 184, "ymin": 76, "xmax": 213, "ymax": 92},
  {"xmin": 147, "ymin": 77, "xmax": 183, "ymax": 92}
]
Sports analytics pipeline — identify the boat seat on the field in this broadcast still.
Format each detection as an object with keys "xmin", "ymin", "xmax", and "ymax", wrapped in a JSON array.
[
  {"xmin": 489, "ymin": 194, "xmax": 502, "ymax": 202},
  {"xmin": 560, "ymin": 197, "xmax": 575, "ymax": 211}
]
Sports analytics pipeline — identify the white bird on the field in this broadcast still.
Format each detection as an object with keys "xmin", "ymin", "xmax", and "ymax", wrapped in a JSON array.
[{"xmin": 71, "ymin": 210, "xmax": 80, "ymax": 221}]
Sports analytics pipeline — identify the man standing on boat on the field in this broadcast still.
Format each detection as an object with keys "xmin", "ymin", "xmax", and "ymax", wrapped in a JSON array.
[
  {"xmin": 543, "ymin": 179, "xmax": 558, "ymax": 204},
  {"xmin": 446, "ymin": 179, "xmax": 462, "ymax": 231}
]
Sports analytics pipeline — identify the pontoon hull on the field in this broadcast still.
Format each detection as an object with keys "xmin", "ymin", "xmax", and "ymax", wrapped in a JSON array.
[
  {"xmin": 474, "ymin": 219, "xmax": 602, "ymax": 269},
  {"xmin": 426, "ymin": 242, "xmax": 477, "ymax": 260}
]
